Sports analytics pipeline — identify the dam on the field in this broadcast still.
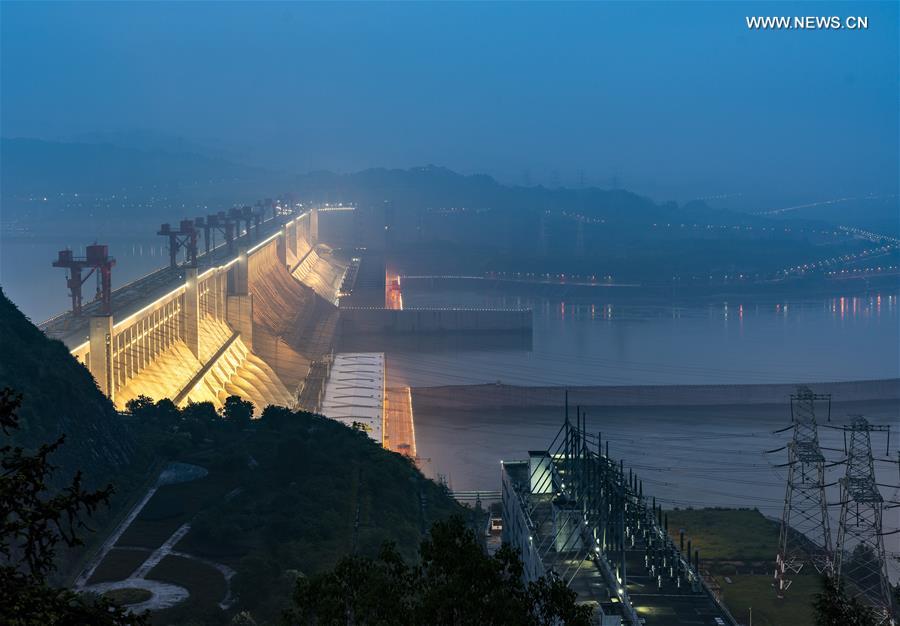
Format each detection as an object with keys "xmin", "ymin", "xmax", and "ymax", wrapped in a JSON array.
[{"xmin": 40, "ymin": 203, "xmax": 532, "ymax": 455}]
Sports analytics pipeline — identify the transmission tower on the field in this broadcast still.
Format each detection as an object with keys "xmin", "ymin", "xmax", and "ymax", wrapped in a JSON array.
[
  {"xmin": 774, "ymin": 387, "xmax": 834, "ymax": 597},
  {"xmin": 835, "ymin": 416, "xmax": 895, "ymax": 623}
]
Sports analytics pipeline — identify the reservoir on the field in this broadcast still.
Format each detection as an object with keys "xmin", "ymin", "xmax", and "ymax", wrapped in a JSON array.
[{"xmin": 390, "ymin": 285, "xmax": 900, "ymax": 387}]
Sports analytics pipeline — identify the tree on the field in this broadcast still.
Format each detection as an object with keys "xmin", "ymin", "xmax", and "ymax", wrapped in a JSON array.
[
  {"xmin": 125, "ymin": 396, "xmax": 180, "ymax": 431},
  {"xmin": 0, "ymin": 388, "xmax": 148, "ymax": 625},
  {"xmin": 222, "ymin": 395, "xmax": 254, "ymax": 428},
  {"xmin": 152, "ymin": 398, "xmax": 182, "ymax": 429},
  {"xmin": 124, "ymin": 395, "xmax": 156, "ymax": 421},
  {"xmin": 181, "ymin": 400, "xmax": 218, "ymax": 423},
  {"xmin": 285, "ymin": 515, "xmax": 592, "ymax": 625},
  {"xmin": 259, "ymin": 405, "xmax": 295, "ymax": 430},
  {"xmin": 813, "ymin": 575, "xmax": 877, "ymax": 626},
  {"xmin": 181, "ymin": 400, "xmax": 218, "ymax": 444}
]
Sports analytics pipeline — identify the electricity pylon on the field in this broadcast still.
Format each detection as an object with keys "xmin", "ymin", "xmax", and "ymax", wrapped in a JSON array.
[
  {"xmin": 774, "ymin": 387, "xmax": 834, "ymax": 597},
  {"xmin": 835, "ymin": 416, "xmax": 895, "ymax": 624}
]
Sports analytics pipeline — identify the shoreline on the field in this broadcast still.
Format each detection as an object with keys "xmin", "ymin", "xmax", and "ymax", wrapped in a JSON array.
[
  {"xmin": 399, "ymin": 273, "xmax": 900, "ymax": 302},
  {"xmin": 411, "ymin": 378, "xmax": 900, "ymax": 410}
]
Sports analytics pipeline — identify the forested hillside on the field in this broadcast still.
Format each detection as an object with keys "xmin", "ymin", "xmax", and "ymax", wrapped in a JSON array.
[{"xmin": 0, "ymin": 288, "xmax": 136, "ymax": 488}]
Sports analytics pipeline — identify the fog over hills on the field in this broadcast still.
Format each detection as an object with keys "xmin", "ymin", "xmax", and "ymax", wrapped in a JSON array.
[{"xmin": 0, "ymin": 137, "xmax": 876, "ymax": 236}]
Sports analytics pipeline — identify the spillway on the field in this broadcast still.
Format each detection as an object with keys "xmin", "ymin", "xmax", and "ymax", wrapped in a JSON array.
[{"xmin": 44, "ymin": 208, "xmax": 349, "ymax": 416}]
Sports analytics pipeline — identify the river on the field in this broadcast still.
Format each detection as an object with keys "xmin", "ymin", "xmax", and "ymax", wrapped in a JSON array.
[
  {"xmin": 389, "ymin": 286, "xmax": 900, "ymax": 387},
  {"xmin": 391, "ymin": 285, "xmax": 899, "ymax": 577}
]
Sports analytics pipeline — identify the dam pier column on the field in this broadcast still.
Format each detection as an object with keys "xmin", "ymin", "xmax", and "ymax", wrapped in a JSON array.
[
  {"xmin": 277, "ymin": 226, "xmax": 288, "ymax": 267},
  {"xmin": 310, "ymin": 206, "xmax": 319, "ymax": 246},
  {"xmin": 226, "ymin": 246, "xmax": 254, "ymax": 350},
  {"xmin": 183, "ymin": 266, "xmax": 200, "ymax": 358},
  {"xmin": 89, "ymin": 315, "xmax": 114, "ymax": 401},
  {"xmin": 233, "ymin": 247, "xmax": 249, "ymax": 293},
  {"xmin": 287, "ymin": 220, "xmax": 298, "ymax": 258}
]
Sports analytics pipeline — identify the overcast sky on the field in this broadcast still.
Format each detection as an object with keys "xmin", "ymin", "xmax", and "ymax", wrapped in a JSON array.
[{"xmin": 1, "ymin": 1, "xmax": 897, "ymax": 205}]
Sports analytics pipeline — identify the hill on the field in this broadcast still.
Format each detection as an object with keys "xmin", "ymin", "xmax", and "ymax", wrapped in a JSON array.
[
  {"xmin": 79, "ymin": 402, "xmax": 466, "ymax": 625},
  {"xmin": 297, "ymin": 165, "xmax": 677, "ymax": 222},
  {"xmin": 0, "ymin": 287, "xmax": 136, "ymax": 487},
  {"xmin": 295, "ymin": 167, "xmax": 871, "ymax": 284}
]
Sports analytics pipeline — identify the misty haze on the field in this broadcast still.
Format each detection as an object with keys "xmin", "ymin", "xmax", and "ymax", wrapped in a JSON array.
[{"xmin": 0, "ymin": 3, "xmax": 897, "ymax": 626}]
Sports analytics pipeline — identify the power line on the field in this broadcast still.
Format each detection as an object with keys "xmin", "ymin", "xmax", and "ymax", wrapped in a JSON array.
[
  {"xmin": 835, "ymin": 416, "xmax": 896, "ymax": 623},
  {"xmin": 774, "ymin": 388, "xmax": 835, "ymax": 596}
]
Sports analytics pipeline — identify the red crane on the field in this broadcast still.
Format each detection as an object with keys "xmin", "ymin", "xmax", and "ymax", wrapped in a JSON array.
[{"xmin": 52, "ymin": 244, "xmax": 115, "ymax": 315}]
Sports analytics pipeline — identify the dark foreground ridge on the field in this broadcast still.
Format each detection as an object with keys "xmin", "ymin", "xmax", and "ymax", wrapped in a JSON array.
[{"xmin": 0, "ymin": 287, "xmax": 136, "ymax": 487}]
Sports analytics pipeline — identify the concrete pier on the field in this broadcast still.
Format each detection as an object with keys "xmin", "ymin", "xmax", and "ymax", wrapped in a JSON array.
[
  {"xmin": 338, "ymin": 307, "xmax": 532, "ymax": 335},
  {"xmin": 183, "ymin": 267, "xmax": 200, "ymax": 358},
  {"xmin": 89, "ymin": 315, "xmax": 114, "ymax": 400}
]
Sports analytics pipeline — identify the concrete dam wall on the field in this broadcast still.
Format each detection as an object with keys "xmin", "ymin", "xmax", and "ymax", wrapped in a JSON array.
[{"xmin": 58, "ymin": 209, "xmax": 347, "ymax": 414}]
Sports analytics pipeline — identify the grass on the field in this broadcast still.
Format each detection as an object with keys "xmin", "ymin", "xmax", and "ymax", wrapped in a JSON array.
[
  {"xmin": 93, "ymin": 414, "xmax": 464, "ymax": 624},
  {"xmin": 116, "ymin": 473, "xmax": 237, "ymax": 549},
  {"xmin": 664, "ymin": 508, "xmax": 819, "ymax": 625},
  {"xmin": 88, "ymin": 547, "xmax": 150, "ymax": 584},
  {"xmin": 666, "ymin": 508, "xmax": 778, "ymax": 562},
  {"xmin": 102, "ymin": 587, "xmax": 153, "ymax": 606},
  {"xmin": 146, "ymin": 555, "xmax": 227, "ymax": 623},
  {"xmin": 722, "ymin": 574, "xmax": 819, "ymax": 626}
]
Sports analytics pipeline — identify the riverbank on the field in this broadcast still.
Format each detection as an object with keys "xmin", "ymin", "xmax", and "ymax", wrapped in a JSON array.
[
  {"xmin": 412, "ymin": 378, "xmax": 900, "ymax": 410},
  {"xmin": 400, "ymin": 272, "xmax": 900, "ymax": 303}
]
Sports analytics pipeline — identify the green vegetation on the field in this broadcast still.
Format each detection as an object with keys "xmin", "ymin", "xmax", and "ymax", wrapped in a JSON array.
[
  {"xmin": 0, "ymin": 288, "xmax": 139, "ymax": 490},
  {"xmin": 101, "ymin": 400, "xmax": 467, "ymax": 624},
  {"xmin": 724, "ymin": 574, "xmax": 818, "ymax": 626},
  {"xmin": 287, "ymin": 516, "xmax": 593, "ymax": 626},
  {"xmin": 117, "ymin": 473, "xmax": 237, "ymax": 550},
  {"xmin": 103, "ymin": 587, "xmax": 153, "ymax": 605},
  {"xmin": 814, "ymin": 575, "xmax": 882, "ymax": 626},
  {"xmin": 88, "ymin": 548, "xmax": 150, "ymax": 584},
  {"xmin": 0, "ymin": 388, "xmax": 147, "ymax": 625},
  {"xmin": 0, "ymin": 299, "xmax": 476, "ymax": 625},
  {"xmin": 667, "ymin": 508, "xmax": 815, "ymax": 625},
  {"xmin": 0, "ymin": 289, "xmax": 155, "ymax": 581},
  {"xmin": 667, "ymin": 507, "xmax": 778, "ymax": 563},
  {"xmin": 147, "ymin": 556, "xmax": 228, "ymax": 623}
]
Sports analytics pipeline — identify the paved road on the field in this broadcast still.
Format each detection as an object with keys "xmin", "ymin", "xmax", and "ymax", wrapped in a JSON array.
[{"xmin": 384, "ymin": 386, "xmax": 417, "ymax": 458}]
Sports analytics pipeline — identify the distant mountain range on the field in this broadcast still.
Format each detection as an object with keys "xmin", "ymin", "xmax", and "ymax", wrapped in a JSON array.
[
  {"xmin": 68, "ymin": 129, "xmax": 249, "ymax": 164},
  {"xmin": 1, "ymin": 138, "xmax": 819, "ymax": 234},
  {"xmin": 295, "ymin": 164, "xmax": 759, "ymax": 227}
]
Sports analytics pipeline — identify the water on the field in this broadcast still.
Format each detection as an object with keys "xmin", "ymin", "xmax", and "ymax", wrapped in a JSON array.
[
  {"xmin": 413, "ymin": 401, "xmax": 900, "ymax": 577},
  {"xmin": 389, "ymin": 288, "xmax": 900, "ymax": 387},
  {"xmin": 1, "ymin": 221, "xmax": 170, "ymax": 323},
  {"xmin": 3, "ymin": 225, "xmax": 898, "ymax": 577},
  {"xmin": 393, "ymin": 286, "xmax": 899, "ymax": 579}
]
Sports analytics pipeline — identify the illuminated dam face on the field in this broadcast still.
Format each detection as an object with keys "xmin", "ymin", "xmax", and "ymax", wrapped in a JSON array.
[{"xmin": 55, "ymin": 208, "xmax": 349, "ymax": 415}]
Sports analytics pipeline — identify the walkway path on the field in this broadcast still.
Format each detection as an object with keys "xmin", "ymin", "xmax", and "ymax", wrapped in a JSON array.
[
  {"xmin": 76, "ymin": 462, "xmax": 239, "ymax": 613},
  {"xmin": 79, "ymin": 523, "xmax": 193, "ymax": 612}
]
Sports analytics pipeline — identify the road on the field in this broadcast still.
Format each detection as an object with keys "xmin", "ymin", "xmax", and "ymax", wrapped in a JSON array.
[{"xmin": 383, "ymin": 386, "xmax": 417, "ymax": 459}]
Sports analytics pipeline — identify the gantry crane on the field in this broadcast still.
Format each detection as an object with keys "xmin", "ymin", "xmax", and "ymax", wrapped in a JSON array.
[{"xmin": 51, "ymin": 244, "xmax": 115, "ymax": 315}]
